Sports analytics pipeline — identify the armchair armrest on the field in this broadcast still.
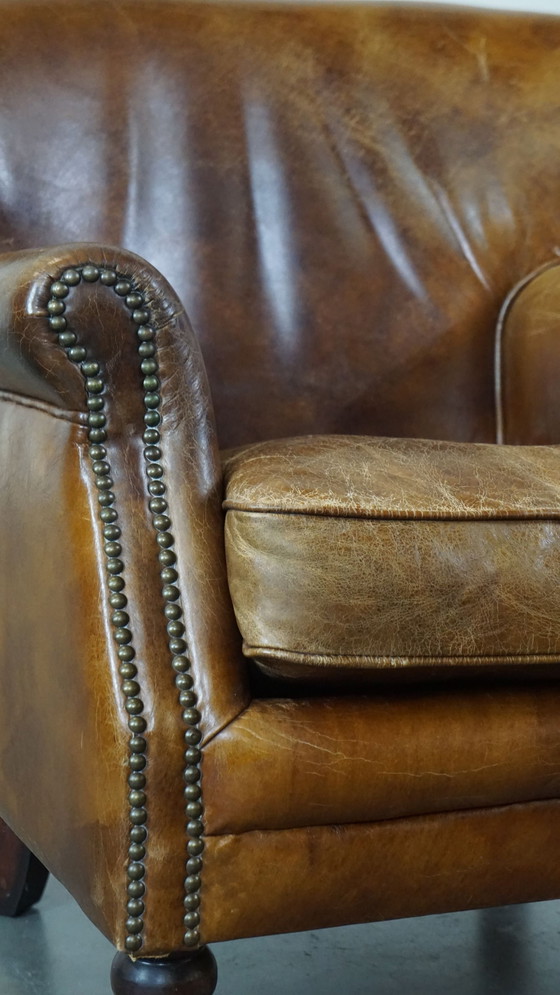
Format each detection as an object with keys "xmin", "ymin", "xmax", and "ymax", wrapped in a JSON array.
[
  {"xmin": 0, "ymin": 244, "xmax": 248, "ymax": 955},
  {"xmin": 496, "ymin": 259, "xmax": 560, "ymax": 445}
]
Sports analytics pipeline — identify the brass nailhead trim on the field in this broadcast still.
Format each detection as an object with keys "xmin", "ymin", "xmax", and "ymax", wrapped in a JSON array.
[{"xmin": 48, "ymin": 264, "xmax": 204, "ymax": 953}]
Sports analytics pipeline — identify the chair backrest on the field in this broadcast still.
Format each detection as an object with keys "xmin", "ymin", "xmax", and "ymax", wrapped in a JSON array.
[{"xmin": 2, "ymin": 1, "xmax": 560, "ymax": 447}]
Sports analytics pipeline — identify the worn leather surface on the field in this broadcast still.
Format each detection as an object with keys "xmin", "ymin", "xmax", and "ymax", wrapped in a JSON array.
[
  {"xmin": 0, "ymin": 398, "xmax": 127, "ymax": 942},
  {"xmin": 497, "ymin": 261, "xmax": 560, "ymax": 445},
  {"xmin": 204, "ymin": 687, "xmax": 560, "ymax": 834},
  {"xmin": 0, "ymin": 244, "xmax": 248, "ymax": 953},
  {"xmin": 1, "ymin": 2, "xmax": 560, "ymax": 447},
  {"xmin": 200, "ymin": 800, "xmax": 560, "ymax": 942},
  {"xmin": 0, "ymin": 0, "xmax": 560, "ymax": 961},
  {"xmin": 224, "ymin": 436, "xmax": 560, "ymax": 675},
  {"xmin": 224, "ymin": 434, "xmax": 560, "ymax": 517}
]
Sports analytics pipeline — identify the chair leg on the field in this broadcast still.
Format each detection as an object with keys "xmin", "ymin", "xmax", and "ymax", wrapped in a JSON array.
[
  {"xmin": 111, "ymin": 947, "xmax": 218, "ymax": 995},
  {"xmin": 0, "ymin": 817, "xmax": 49, "ymax": 916}
]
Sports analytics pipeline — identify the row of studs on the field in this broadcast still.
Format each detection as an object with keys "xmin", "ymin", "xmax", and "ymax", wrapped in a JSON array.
[
  {"xmin": 103, "ymin": 268, "xmax": 205, "ymax": 948},
  {"xmin": 47, "ymin": 263, "xmax": 204, "ymax": 952}
]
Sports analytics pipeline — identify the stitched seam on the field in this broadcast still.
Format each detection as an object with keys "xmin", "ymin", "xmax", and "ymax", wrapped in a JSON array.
[
  {"xmin": 244, "ymin": 645, "xmax": 560, "ymax": 663},
  {"xmin": 224, "ymin": 505, "xmax": 560, "ymax": 522}
]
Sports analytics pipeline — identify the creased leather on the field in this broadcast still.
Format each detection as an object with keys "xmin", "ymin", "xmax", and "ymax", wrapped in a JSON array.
[{"xmin": 1, "ymin": 2, "xmax": 560, "ymax": 446}]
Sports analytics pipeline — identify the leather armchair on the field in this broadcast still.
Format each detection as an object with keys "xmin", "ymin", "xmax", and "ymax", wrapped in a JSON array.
[{"xmin": 1, "ymin": 3, "xmax": 560, "ymax": 993}]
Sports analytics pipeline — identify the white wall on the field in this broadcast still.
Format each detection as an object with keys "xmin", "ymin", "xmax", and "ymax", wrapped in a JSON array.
[
  {"xmin": 403, "ymin": 0, "xmax": 560, "ymax": 10},
  {"xmin": 298, "ymin": 0, "xmax": 560, "ymax": 12},
  {"xmin": 287, "ymin": 0, "xmax": 560, "ymax": 12}
]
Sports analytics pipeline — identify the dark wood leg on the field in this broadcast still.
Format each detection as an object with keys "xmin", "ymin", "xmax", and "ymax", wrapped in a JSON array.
[
  {"xmin": 0, "ymin": 817, "xmax": 48, "ymax": 916},
  {"xmin": 111, "ymin": 947, "xmax": 218, "ymax": 995}
]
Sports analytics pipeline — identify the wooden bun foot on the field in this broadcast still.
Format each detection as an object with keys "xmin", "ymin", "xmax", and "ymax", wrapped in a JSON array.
[{"xmin": 111, "ymin": 946, "xmax": 218, "ymax": 995}]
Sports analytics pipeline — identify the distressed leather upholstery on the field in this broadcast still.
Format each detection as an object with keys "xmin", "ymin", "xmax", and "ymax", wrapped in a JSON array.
[
  {"xmin": 1, "ymin": 1, "xmax": 560, "ymax": 989},
  {"xmin": 224, "ymin": 435, "xmax": 560, "ymax": 679}
]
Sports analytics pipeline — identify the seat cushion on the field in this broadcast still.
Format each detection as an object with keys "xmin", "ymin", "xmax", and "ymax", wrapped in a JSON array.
[{"xmin": 223, "ymin": 435, "xmax": 560, "ymax": 681}]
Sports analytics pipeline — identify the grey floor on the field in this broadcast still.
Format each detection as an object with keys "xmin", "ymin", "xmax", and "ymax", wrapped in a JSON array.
[{"xmin": 0, "ymin": 877, "xmax": 558, "ymax": 994}]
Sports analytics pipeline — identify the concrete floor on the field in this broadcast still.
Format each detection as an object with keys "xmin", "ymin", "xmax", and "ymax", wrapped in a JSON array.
[{"xmin": 0, "ymin": 877, "xmax": 558, "ymax": 994}]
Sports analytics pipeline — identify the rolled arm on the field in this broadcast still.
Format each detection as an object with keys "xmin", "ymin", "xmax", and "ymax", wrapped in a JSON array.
[{"xmin": 0, "ymin": 244, "xmax": 248, "ymax": 955}]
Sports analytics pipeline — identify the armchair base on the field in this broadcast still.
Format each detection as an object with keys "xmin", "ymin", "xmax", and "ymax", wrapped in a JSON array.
[
  {"xmin": 0, "ymin": 819, "xmax": 48, "ymax": 917},
  {"xmin": 111, "ymin": 948, "xmax": 218, "ymax": 995}
]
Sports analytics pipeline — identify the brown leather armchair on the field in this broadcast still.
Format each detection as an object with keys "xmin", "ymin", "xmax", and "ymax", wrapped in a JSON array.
[{"xmin": 2, "ymin": 2, "xmax": 560, "ymax": 992}]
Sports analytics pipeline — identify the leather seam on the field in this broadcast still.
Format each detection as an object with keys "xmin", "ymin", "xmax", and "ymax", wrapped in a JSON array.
[
  {"xmin": 225, "ymin": 505, "xmax": 560, "ymax": 522},
  {"xmin": 201, "ymin": 702, "xmax": 254, "ymax": 749},
  {"xmin": 494, "ymin": 257, "xmax": 560, "ymax": 444},
  {"xmin": 200, "ymin": 796, "xmax": 560, "ymax": 840},
  {"xmin": 0, "ymin": 389, "xmax": 86, "ymax": 424},
  {"xmin": 244, "ymin": 645, "xmax": 560, "ymax": 664}
]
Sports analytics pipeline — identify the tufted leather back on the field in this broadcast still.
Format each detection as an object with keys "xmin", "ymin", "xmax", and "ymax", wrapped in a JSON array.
[{"xmin": 2, "ymin": 1, "xmax": 560, "ymax": 447}]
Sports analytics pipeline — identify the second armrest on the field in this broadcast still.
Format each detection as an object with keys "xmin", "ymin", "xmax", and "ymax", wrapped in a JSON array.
[{"xmin": 496, "ymin": 259, "xmax": 560, "ymax": 444}]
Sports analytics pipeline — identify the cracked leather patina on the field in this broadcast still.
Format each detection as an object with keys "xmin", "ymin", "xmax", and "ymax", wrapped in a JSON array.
[
  {"xmin": 1, "ymin": 0, "xmax": 560, "ymax": 976},
  {"xmin": 223, "ymin": 435, "xmax": 560, "ymax": 678}
]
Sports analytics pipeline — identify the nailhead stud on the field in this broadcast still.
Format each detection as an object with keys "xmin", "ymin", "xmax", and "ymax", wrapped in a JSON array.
[
  {"xmin": 82, "ymin": 264, "xmax": 100, "ymax": 282},
  {"xmin": 51, "ymin": 280, "xmax": 69, "ymax": 298},
  {"xmin": 70, "ymin": 346, "xmax": 87, "ymax": 361},
  {"xmin": 47, "ymin": 299, "xmax": 65, "ymax": 314},
  {"xmin": 58, "ymin": 331, "xmax": 77, "ymax": 347},
  {"xmin": 61, "ymin": 268, "xmax": 80, "ymax": 286}
]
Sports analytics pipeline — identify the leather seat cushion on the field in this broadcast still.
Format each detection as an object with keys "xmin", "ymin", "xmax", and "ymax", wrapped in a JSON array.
[{"xmin": 223, "ymin": 435, "xmax": 560, "ymax": 681}]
